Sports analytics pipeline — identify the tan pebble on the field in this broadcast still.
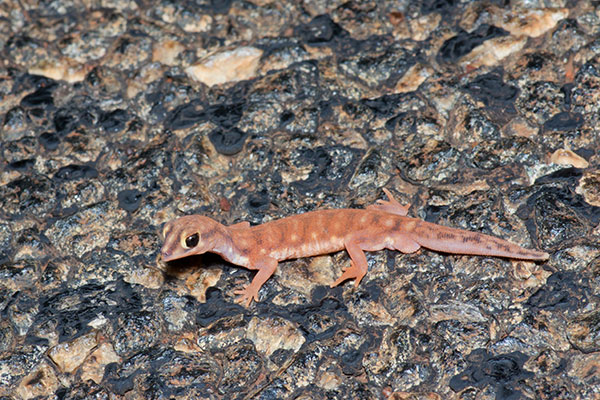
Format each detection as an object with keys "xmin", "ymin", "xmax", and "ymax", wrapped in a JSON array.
[
  {"xmin": 15, "ymin": 362, "xmax": 59, "ymax": 400},
  {"xmin": 185, "ymin": 46, "xmax": 263, "ymax": 86},
  {"xmin": 550, "ymin": 148, "xmax": 589, "ymax": 168},
  {"xmin": 460, "ymin": 36, "xmax": 527, "ymax": 69},
  {"xmin": 576, "ymin": 170, "xmax": 600, "ymax": 207},
  {"xmin": 80, "ymin": 342, "xmax": 121, "ymax": 384},
  {"xmin": 246, "ymin": 317, "xmax": 306, "ymax": 357},
  {"xmin": 492, "ymin": 7, "xmax": 568, "ymax": 38},
  {"xmin": 152, "ymin": 40, "xmax": 185, "ymax": 65},
  {"xmin": 48, "ymin": 332, "xmax": 98, "ymax": 373},
  {"xmin": 393, "ymin": 63, "xmax": 433, "ymax": 93},
  {"xmin": 29, "ymin": 58, "xmax": 91, "ymax": 83}
]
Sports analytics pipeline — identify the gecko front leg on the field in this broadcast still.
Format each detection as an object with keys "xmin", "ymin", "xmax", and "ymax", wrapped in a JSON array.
[{"xmin": 233, "ymin": 257, "xmax": 278, "ymax": 307}]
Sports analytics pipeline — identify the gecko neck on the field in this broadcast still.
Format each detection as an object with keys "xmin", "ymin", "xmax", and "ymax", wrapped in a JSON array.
[{"xmin": 208, "ymin": 225, "xmax": 243, "ymax": 264}]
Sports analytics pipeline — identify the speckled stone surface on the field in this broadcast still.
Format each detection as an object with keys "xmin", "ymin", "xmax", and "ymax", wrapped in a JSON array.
[{"xmin": 1, "ymin": 1, "xmax": 599, "ymax": 399}]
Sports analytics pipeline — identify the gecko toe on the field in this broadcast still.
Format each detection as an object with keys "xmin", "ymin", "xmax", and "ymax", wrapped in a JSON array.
[
  {"xmin": 234, "ymin": 294, "xmax": 252, "ymax": 307},
  {"xmin": 233, "ymin": 285, "xmax": 259, "ymax": 307},
  {"xmin": 331, "ymin": 266, "xmax": 364, "ymax": 288}
]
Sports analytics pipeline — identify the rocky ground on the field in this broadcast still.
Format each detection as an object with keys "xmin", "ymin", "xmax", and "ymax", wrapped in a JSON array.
[{"xmin": 1, "ymin": 0, "xmax": 600, "ymax": 399}]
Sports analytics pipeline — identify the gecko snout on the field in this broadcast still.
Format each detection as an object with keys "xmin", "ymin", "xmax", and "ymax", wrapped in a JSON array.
[{"xmin": 161, "ymin": 249, "xmax": 175, "ymax": 262}]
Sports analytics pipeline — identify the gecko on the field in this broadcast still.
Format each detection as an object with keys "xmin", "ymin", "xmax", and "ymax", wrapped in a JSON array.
[{"xmin": 161, "ymin": 189, "xmax": 549, "ymax": 306}]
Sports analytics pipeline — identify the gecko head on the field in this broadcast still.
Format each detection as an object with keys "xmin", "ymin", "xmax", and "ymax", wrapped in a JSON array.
[{"xmin": 160, "ymin": 215, "xmax": 223, "ymax": 262}]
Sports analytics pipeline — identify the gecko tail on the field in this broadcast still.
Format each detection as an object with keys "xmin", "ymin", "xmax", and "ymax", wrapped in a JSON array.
[{"xmin": 412, "ymin": 221, "xmax": 549, "ymax": 261}]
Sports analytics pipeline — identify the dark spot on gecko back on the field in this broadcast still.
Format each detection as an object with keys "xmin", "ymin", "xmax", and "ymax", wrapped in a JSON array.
[
  {"xmin": 490, "ymin": 239, "xmax": 512, "ymax": 253},
  {"xmin": 436, "ymin": 231, "xmax": 456, "ymax": 240},
  {"xmin": 370, "ymin": 212, "xmax": 381, "ymax": 226},
  {"xmin": 253, "ymin": 235, "xmax": 264, "ymax": 247},
  {"xmin": 461, "ymin": 234, "xmax": 482, "ymax": 244}
]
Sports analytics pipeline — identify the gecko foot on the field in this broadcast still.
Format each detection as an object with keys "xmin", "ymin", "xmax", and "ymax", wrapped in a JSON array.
[
  {"xmin": 330, "ymin": 263, "xmax": 366, "ymax": 288},
  {"xmin": 233, "ymin": 286, "xmax": 259, "ymax": 307},
  {"xmin": 366, "ymin": 188, "xmax": 410, "ymax": 216}
]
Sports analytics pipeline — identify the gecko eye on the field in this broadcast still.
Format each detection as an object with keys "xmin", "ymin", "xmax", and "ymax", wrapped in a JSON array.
[{"xmin": 184, "ymin": 233, "xmax": 199, "ymax": 248}]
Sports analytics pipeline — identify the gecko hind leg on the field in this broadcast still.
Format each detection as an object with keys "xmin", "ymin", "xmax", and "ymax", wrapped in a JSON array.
[
  {"xmin": 331, "ymin": 238, "xmax": 369, "ymax": 288},
  {"xmin": 330, "ymin": 235, "xmax": 421, "ymax": 288},
  {"xmin": 366, "ymin": 188, "xmax": 410, "ymax": 216},
  {"xmin": 393, "ymin": 235, "xmax": 421, "ymax": 253}
]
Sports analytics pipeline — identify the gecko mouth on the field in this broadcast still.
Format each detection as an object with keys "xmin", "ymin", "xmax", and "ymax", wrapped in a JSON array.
[{"xmin": 161, "ymin": 249, "xmax": 176, "ymax": 262}]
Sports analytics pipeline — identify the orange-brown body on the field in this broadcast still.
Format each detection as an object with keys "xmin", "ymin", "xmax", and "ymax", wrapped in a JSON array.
[{"xmin": 161, "ymin": 189, "xmax": 549, "ymax": 306}]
